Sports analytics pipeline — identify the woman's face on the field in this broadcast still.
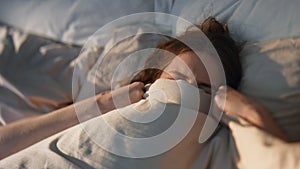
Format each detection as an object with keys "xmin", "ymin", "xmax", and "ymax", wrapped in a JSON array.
[{"xmin": 160, "ymin": 51, "xmax": 210, "ymax": 87}]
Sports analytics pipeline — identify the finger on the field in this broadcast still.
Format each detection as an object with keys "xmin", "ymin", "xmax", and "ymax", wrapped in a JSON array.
[
  {"xmin": 215, "ymin": 86, "xmax": 247, "ymax": 118},
  {"xmin": 215, "ymin": 86, "xmax": 262, "ymax": 126},
  {"xmin": 130, "ymin": 82, "xmax": 145, "ymax": 90},
  {"xmin": 214, "ymin": 86, "xmax": 229, "ymax": 113},
  {"xmin": 129, "ymin": 82, "xmax": 145, "ymax": 103}
]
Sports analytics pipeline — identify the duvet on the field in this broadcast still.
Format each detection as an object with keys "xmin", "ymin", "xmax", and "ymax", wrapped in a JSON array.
[{"xmin": 0, "ymin": 79, "xmax": 237, "ymax": 169}]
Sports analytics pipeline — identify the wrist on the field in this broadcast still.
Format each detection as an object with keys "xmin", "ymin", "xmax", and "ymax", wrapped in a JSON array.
[
  {"xmin": 96, "ymin": 91, "xmax": 115, "ymax": 114},
  {"xmin": 243, "ymin": 101, "xmax": 288, "ymax": 140}
]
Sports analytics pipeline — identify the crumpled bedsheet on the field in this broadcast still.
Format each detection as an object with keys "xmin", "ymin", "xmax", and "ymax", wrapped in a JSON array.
[
  {"xmin": 1, "ymin": 19, "xmax": 300, "ymax": 169},
  {"xmin": 0, "ymin": 79, "xmax": 238, "ymax": 169},
  {"xmin": 0, "ymin": 23, "xmax": 105, "ymax": 125},
  {"xmin": 0, "ymin": 23, "xmax": 79, "ymax": 124}
]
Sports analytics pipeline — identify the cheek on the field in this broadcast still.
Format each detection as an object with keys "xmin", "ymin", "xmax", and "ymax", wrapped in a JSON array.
[
  {"xmin": 195, "ymin": 67, "xmax": 210, "ymax": 84},
  {"xmin": 160, "ymin": 71, "xmax": 175, "ymax": 80}
]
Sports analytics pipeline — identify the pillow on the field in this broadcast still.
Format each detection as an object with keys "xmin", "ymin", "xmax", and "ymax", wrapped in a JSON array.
[
  {"xmin": 239, "ymin": 37, "xmax": 300, "ymax": 141},
  {"xmin": 74, "ymin": 25, "xmax": 168, "ymax": 101},
  {"xmin": 0, "ymin": 0, "xmax": 156, "ymax": 45},
  {"xmin": 153, "ymin": 0, "xmax": 176, "ymax": 34},
  {"xmin": 229, "ymin": 120, "xmax": 300, "ymax": 169},
  {"xmin": 171, "ymin": 0, "xmax": 300, "ymax": 43},
  {"xmin": 56, "ymin": 79, "xmax": 219, "ymax": 169},
  {"xmin": 170, "ymin": 0, "xmax": 300, "ymax": 141},
  {"xmin": 0, "ymin": 23, "xmax": 83, "ymax": 124}
]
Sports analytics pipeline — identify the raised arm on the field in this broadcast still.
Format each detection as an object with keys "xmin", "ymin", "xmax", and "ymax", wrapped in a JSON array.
[
  {"xmin": 0, "ymin": 82, "xmax": 144, "ymax": 159},
  {"xmin": 214, "ymin": 86, "xmax": 288, "ymax": 141}
]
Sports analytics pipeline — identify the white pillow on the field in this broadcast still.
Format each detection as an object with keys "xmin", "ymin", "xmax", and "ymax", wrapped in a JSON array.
[
  {"xmin": 0, "ymin": 0, "xmax": 156, "ymax": 45},
  {"xmin": 239, "ymin": 37, "xmax": 300, "ymax": 141},
  {"xmin": 229, "ymin": 120, "xmax": 300, "ymax": 169},
  {"xmin": 74, "ymin": 25, "xmax": 168, "ymax": 101},
  {"xmin": 171, "ymin": 0, "xmax": 300, "ymax": 43},
  {"xmin": 0, "ymin": 24, "xmax": 82, "ymax": 124},
  {"xmin": 171, "ymin": 0, "xmax": 300, "ymax": 141}
]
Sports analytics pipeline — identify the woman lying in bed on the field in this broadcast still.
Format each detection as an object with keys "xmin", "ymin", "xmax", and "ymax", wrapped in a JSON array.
[
  {"xmin": 0, "ymin": 17, "xmax": 287, "ymax": 160},
  {"xmin": 130, "ymin": 17, "xmax": 287, "ymax": 141}
]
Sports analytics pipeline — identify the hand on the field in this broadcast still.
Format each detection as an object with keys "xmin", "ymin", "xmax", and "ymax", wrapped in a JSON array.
[
  {"xmin": 96, "ymin": 82, "xmax": 145, "ymax": 114},
  {"xmin": 214, "ymin": 86, "xmax": 288, "ymax": 140}
]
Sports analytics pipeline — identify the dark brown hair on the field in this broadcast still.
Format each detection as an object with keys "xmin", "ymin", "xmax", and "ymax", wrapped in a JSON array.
[{"xmin": 131, "ymin": 17, "xmax": 242, "ymax": 89}]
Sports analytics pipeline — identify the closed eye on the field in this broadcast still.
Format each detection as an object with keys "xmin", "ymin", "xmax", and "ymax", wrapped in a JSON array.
[
  {"xmin": 197, "ymin": 82, "xmax": 212, "ymax": 94},
  {"xmin": 164, "ymin": 71, "xmax": 190, "ymax": 81}
]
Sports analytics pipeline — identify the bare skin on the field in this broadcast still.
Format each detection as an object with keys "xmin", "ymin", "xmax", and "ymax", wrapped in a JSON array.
[
  {"xmin": 215, "ymin": 86, "xmax": 288, "ymax": 141},
  {"xmin": 161, "ymin": 52, "xmax": 287, "ymax": 140},
  {"xmin": 0, "ymin": 51, "xmax": 288, "ymax": 159},
  {"xmin": 160, "ymin": 52, "xmax": 210, "ymax": 88},
  {"xmin": 0, "ymin": 82, "xmax": 145, "ymax": 159}
]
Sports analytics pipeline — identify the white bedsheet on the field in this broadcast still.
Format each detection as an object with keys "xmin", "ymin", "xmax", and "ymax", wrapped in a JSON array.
[
  {"xmin": 170, "ymin": 0, "xmax": 300, "ymax": 43},
  {"xmin": 4, "ymin": 79, "xmax": 300, "ymax": 169},
  {"xmin": 0, "ymin": 24, "xmax": 81, "ymax": 125},
  {"xmin": 0, "ymin": 79, "xmax": 237, "ymax": 169},
  {"xmin": 0, "ymin": 0, "xmax": 300, "ymax": 168},
  {"xmin": 0, "ymin": 0, "xmax": 171, "ymax": 45}
]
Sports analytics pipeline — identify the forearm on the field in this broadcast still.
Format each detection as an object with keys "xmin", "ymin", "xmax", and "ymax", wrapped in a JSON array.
[
  {"xmin": 215, "ymin": 86, "xmax": 288, "ymax": 141},
  {"xmin": 247, "ymin": 106, "xmax": 288, "ymax": 141},
  {"xmin": 0, "ymin": 82, "xmax": 144, "ymax": 159},
  {"xmin": 0, "ymin": 96, "xmax": 102, "ymax": 159}
]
